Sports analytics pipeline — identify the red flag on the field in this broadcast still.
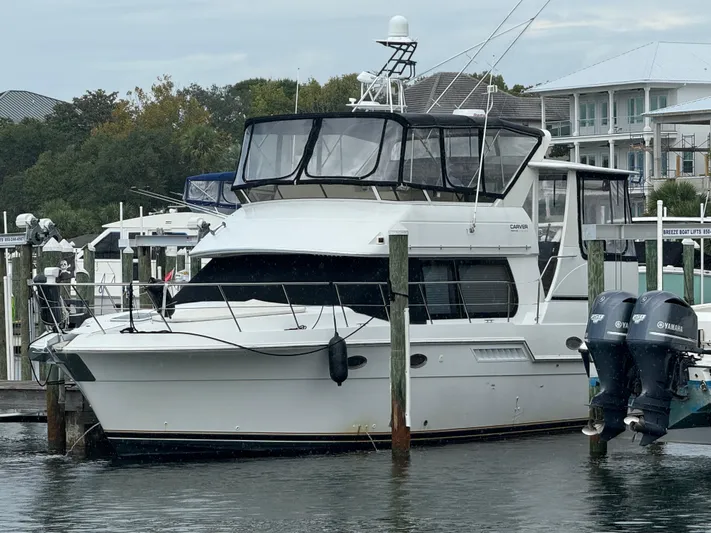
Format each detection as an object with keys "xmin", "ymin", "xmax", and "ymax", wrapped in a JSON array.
[{"xmin": 164, "ymin": 268, "xmax": 175, "ymax": 282}]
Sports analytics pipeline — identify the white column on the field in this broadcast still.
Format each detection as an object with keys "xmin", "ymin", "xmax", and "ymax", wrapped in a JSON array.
[
  {"xmin": 644, "ymin": 86, "xmax": 652, "ymax": 132},
  {"xmin": 653, "ymin": 121, "xmax": 662, "ymax": 180},
  {"xmin": 574, "ymin": 141, "xmax": 580, "ymax": 163},
  {"xmin": 608, "ymin": 89, "xmax": 615, "ymax": 134},
  {"xmin": 644, "ymin": 134, "xmax": 653, "ymax": 192},
  {"xmin": 541, "ymin": 96, "xmax": 546, "ymax": 130},
  {"xmin": 609, "ymin": 139, "xmax": 615, "ymax": 168},
  {"xmin": 573, "ymin": 93, "xmax": 580, "ymax": 136}
]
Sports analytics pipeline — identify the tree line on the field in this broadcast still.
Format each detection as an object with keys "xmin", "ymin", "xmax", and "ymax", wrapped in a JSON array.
[{"xmin": 0, "ymin": 74, "xmax": 360, "ymax": 238}]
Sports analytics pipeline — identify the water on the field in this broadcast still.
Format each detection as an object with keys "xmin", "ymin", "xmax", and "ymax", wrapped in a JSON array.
[{"xmin": 1, "ymin": 424, "xmax": 711, "ymax": 532}]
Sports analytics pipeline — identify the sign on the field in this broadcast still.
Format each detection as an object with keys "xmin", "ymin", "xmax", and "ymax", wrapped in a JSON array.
[
  {"xmin": 662, "ymin": 227, "xmax": 711, "ymax": 238},
  {"xmin": 0, "ymin": 233, "xmax": 27, "ymax": 248}
]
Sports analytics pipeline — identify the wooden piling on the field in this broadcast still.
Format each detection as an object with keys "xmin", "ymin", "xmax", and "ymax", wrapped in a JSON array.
[
  {"xmin": 155, "ymin": 246, "xmax": 167, "ymax": 280},
  {"xmin": 46, "ymin": 363, "xmax": 66, "ymax": 454},
  {"xmin": 18, "ymin": 244, "xmax": 32, "ymax": 381},
  {"xmin": 137, "ymin": 246, "xmax": 151, "ymax": 309},
  {"xmin": 83, "ymin": 244, "xmax": 96, "ymax": 312},
  {"xmin": 645, "ymin": 240, "xmax": 658, "ymax": 291},
  {"xmin": 166, "ymin": 246, "xmax": 177, "ymax": 280},
  {"xmin": 177, "ymin": 249, "xmax": 186, "ymax": 273},
  {"xmin": 389, "ymin": 226, "xmax": 410, "ymax": 461},
  {"xmin": 683, "ymin": 240, "xmax": 695, "ymax": 305},
  {"xmin": 0, "ymin": 249, "xmax": 6, "ymax": 381},
  {"xmin": 587, "ymin": 239, "xmax": 606, "ymax": 456},
  {"xmin": 122, "ymin": 246, "xmax": 134, "ymax": 310}
]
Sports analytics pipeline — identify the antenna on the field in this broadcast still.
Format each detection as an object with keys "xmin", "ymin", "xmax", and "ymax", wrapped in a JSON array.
[
  {"xmin": 426, "ymin": 0, "xmax": 524, "ymax": 113},
  {"xmin": 294, "ymin": 68, "xmax": 300, "ymax": 114},
  {"xmin": 348, "ymin": 15, "xmax": 417, "ymax": 113}
]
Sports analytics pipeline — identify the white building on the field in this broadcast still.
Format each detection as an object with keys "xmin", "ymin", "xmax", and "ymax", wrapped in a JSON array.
[{"xmin": 529, "ymin": 42, "xmax": 711, "ymax": 215}]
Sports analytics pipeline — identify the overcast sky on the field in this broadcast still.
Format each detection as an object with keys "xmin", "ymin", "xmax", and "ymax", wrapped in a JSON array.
[{"xmin": 3, "ymin": 0, "xmax": 709, "ymax": 102}]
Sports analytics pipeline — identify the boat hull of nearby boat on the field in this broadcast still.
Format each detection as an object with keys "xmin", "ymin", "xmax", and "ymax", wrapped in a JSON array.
[{"xmin": 48, "ymin": 314, "xmax": 589, "ymax": 458}]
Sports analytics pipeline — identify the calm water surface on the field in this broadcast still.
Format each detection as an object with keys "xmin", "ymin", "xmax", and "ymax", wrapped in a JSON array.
[{"xmin": 1, "ymin": 424, "xmax": 711, "ymax": 532}]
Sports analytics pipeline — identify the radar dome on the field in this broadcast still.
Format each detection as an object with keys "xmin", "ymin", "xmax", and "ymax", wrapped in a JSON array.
[{"xmin": 388, "ymin": 15, "xmax": 409, "ymax": 40}]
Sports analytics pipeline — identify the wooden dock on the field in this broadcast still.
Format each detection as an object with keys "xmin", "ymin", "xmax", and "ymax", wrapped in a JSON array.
[{"xmin": 0, "ymin": 380, "xmax": 107, "ymax": 458}]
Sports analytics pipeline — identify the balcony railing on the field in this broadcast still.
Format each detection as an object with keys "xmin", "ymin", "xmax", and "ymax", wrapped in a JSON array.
[{"xmin": 547, "ymin": 117, "xmax": 678, "ymax": 138}]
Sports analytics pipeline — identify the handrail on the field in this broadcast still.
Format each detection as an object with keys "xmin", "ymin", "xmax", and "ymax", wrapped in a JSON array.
[{"xmin": 29, "ymin": 278, "xmax": 520, "ymax": 334}]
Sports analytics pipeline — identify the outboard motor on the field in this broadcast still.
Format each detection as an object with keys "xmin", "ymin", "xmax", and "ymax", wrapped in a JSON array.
[
  {"xmin": 626, "ymin": 291, "xmax": 698, "ymax": 445},
  {"xmin": 144, "ymin": 277, "xmax": 176, "ymax": 318},
  {"xmin": 33, "ymin": 274, "xmax": 68, "ymax": 332},
  {"xmin": 584, "ymin": 290, "xmax": 638, "ymax": 441}
]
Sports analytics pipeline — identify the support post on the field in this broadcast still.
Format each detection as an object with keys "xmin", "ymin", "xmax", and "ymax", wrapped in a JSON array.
[
  {"xmin": 0, "ymin": 249, "xmax": 6, "ymax": 381},
  {"xmin": 83, "ymin": 244, "xmax": 95, "ymax": 312},
  {"xmin": 177, "ymin": 249, "xmax": 186, "ymax": 273},
  {"xmin": 38, "ymin": 240, "xmax": 62, "ymax": 381},
  {"xmin": 166, "ymin": 246, "xmax": 177, "ymax": 280},
  {"xmin": 389, "ymin": 226, "xmax": 410, "ymax": 461},
  {"xmin": 18, "ymin": 244, "xmax": 32, "ymax": 381},
  {"xmin": 155, "ymin": 246, "xmax": 167, "ymax": 281},
  {"xmin": 657, "ymin": 200, "xmax": 664, "ymax": 290},
  {"xmin": 683, "ymin": 239, "xmax": 695, "ymax": 305},
  {"xmin": 645, "ymin": 240, "xmax": 658, "ymax": 291},
  {"xmin": 46, "ymin": 363, "xmax": 66, "ymax": 454},
  {"xmin": 587, "ymin": 239, "xmax": 606, "ymax": 456},
  {"xmin": 137, "ymin": 246, "xmax": 151, "ymax": 309},
  {"xmin": 122, "ymin": 246, "xmax": 134, "ymax": 311},
  {"xmin": 702, "ymin": 202, "xmax": 706, "ymax": 305}
]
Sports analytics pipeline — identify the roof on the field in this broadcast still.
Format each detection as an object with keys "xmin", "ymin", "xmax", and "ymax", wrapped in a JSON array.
[
  {"xmin": 404, "ymin": 72, "xmax": 569, "ymax": 121},
  {"xmin": 644, "ymin": 95, "xmax": 711, "ymax": 117},
  {"xmin": 0, "ymin": 90, "xmax": 64, "ymax": 122},
  {"xmin": 530, "ymin": 160, "xmax": 638, "ymax": 177},
  {"xmin": 186, "ymin": 171, "xmax": 236, "ymax": 183},
  {"xmin": 245, "ymin": 110, "xmax": 545, "ymax": 136},
  {"xmin": 529, "ymin": 42, "xmax": 711, "ymax": 94}
]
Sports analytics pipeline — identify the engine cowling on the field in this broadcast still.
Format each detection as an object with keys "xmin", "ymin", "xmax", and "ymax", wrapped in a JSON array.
[
  {"xmin": 584, "ymin": 290, "xmax": 638, "ymax": 441},
  {"xmin": 626, "ymin": 291, "xmax": 698, "ymax": 445}
]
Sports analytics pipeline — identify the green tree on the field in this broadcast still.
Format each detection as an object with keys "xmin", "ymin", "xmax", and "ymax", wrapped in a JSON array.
[{"xmin": 645, "ymin": 180, "xmax": 703, "ymax": 216}]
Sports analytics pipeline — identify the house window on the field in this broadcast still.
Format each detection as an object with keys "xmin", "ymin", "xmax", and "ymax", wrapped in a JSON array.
[
  {"xmin": 602, "ymin": 155, "xmax": 610, "ymax": 168},
  {"xmin": 628, "ymin": 96, "xmax": 644, "ymax": 124},
  {"xmin": 651, "ymin": 95, "xmax": 668, "ymax": 111},
  {"xmin": 579, "ymin": 102, "xmax": 595, "ymax": 127},
  {"xmin": 588, "ymin": 155, "xmax": 596, "ymax": 167},
  {"xmin": 580, "ymin": 155, "xmax": 588, "ymax": 165},
  {"xmin": 601, "ymin": 102, "xmax": 609, "ymax": 126},
  {"xmin": 683, "ymin": 151, "xmax": 694, "ymax": 174}
]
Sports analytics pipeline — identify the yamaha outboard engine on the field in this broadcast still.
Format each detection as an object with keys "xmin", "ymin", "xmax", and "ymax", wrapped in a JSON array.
[
  {"xmin": 584, "ymin": 290, "xmax": 638, "ymax": 441},
  {"xmin": 33, "ymin": 274, "xmax": 68, "ymax": 332},
  {"xmin": 626, "ymin": 291, "xmax": 698, "ymax": 445}
]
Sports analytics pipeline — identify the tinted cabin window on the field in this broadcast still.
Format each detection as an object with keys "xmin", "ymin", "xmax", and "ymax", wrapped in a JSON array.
[
  {"xmin": 401, "ymin": 128, "xmax": 443, "ymax": 189},
  {"xmin": 94, "ymin": 232, "xmax": 120, "ymax": 260}
]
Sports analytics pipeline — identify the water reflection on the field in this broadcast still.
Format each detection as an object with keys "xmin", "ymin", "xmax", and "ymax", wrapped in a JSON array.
[
  {"xmin": 586, "ymin": 442, "xmax": 711, "ymax": 532},
  {"xmin": 3, "ymin": 426, "xmax": 711, "ymax": 532}
]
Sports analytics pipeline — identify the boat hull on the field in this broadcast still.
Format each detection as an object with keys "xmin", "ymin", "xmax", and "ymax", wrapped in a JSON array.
[{"xmin": 54, "ymin": 327, "xmax": 590, "ymax": 458}]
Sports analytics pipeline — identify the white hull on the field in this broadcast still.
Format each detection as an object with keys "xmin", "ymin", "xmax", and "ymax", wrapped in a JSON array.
[{"xmin": 46, "ymin": 307, "xmax": 590, "ymax": 457}]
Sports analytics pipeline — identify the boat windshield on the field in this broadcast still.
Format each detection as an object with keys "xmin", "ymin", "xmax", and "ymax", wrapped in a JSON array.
[
  {"xmin": 233, "ymin": 112, "xmax": 543, "ymax": 199},
  {"xmin": 185, "ymin": 174, "xmax": 239, "ymax": 208}
]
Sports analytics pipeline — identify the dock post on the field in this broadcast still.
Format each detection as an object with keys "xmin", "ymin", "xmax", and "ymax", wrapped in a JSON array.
[
  {"xmin": 83, "ymin": 244, "xmax": 96, "ymax": 312},
  {"xmin": 18, "ymin": 243, "xmax": 33, "ymax": 381},
  {"xmin": 389, "ymin": 226, "xmax": 410, "ymax": 461},
  {"xmin": 137, "ymin": 246, "xmax": 151, "ymax": 309},
  {"xmin": 683, "ymin": 239, "xmax": 695, "ymax": 305},
  {"xmin": 0, "ymin": 248, "xmax": 6, "ymax": 381},
  {"xmin": 587, "ymin": 239, "xmax": 606, "ymax": 456},
  {"xmin": 166, "ymin": 246, "xmax": 177, "ymax": 280},
  {"xmin": 177, "ymin": 248, "xmax": 186, "ymax": 274},
  {"xmin": 46, "ymin": 363, "xmax": 66, "ymax": 454},
  {"xmin": 121, "ymin": 246, "xmax": 134, "ymax": 311},
  {"xmin": 155, "ymin": 246, "xmax": 167, "ymax": 281},
  {"xmin": 38, "ymin": 239, "xmax": 62, "ymax": 380},
  {"xmin": 645, "ymin": 241, "xmax": 658, "ymax": 291}
]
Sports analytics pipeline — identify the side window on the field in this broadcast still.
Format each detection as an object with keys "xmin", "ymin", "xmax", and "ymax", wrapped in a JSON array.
[{"xmin": 419, "ymin": 259, "xmax": 517, "ymax": 320}]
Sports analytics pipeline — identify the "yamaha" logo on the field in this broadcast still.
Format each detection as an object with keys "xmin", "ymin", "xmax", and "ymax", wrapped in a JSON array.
[{"xmin": 657, "ymin": 321, "xmax": 683, "ymax": 333}]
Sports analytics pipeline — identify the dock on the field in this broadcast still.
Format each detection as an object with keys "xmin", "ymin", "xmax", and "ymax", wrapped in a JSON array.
[{"xmin": 0, "ymin": 380, "xmax": 107, "ymax": 457}]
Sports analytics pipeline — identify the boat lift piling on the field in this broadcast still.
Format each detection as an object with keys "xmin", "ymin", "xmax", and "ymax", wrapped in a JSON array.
[
  {"xmin": 683, "ymin": 239, "xmax": 695, "ymax": 305},
  {"xmin": 389, "ymin": 226, "xmax": 411, "ymax": 461}
]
